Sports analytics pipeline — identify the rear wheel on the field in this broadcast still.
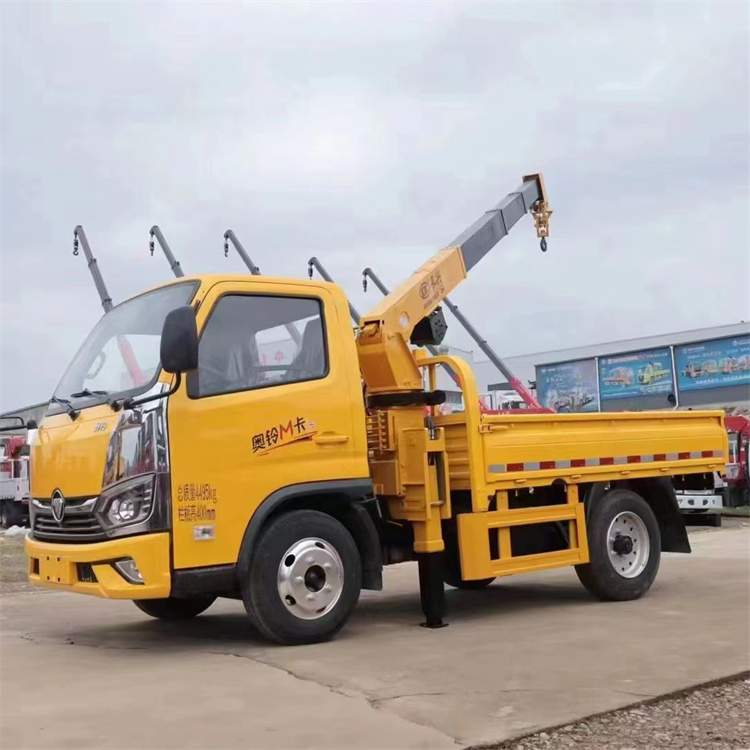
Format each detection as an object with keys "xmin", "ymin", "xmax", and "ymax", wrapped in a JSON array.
[
  {"xmin": 576, "ymin": 489, "xmax": 660, "ymax": 601},
  {"xmin": 242, "ymin": 509, "xmax": 361, "ymax": 645},
  {"xmin": 134, "ymin": 596, "xmax": 216, "ymax": 620},
  {"xmin": 442, "ymin": 532, "xmax": 495, "ymax": 589},
  {"xmin": 443, "ymin": 553, "xmax": 495, "ymax": 589},
  {"xmin": 443, "ymin": 571, "xmax": 495, "ymax": 590}
]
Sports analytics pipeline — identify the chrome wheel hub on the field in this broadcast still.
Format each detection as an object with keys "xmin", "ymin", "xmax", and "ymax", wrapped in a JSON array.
[
  {"xmin": 607, "ymin": 511, "xmax": 650, "ymax": 578},
  {"xmin": 277, "ymin": 537, "xmax": 344, "ymax": 620}
]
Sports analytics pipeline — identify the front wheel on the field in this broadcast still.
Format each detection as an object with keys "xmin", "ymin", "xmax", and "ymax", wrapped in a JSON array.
[
  {"xmin": 134, "ymin": 596, "xmax": 216, "ymax": 620},
  {"xmin": 242, "ymin": 509, "xmax": 361, "ymax": 645},
  {"xmin": 1, "ymin": 500, "xmax": 24, "ymax": 529},
  {"xmin": 576, "ymin": 489, "xmax": 660, "ymax": 601}
]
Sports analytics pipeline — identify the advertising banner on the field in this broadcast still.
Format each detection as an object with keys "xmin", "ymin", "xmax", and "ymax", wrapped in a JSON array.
[
  {"xmin": 599, "ymin": 348, "xmax": 674, "ymax": 400},
  {"xmin": 675, "ymin": 336, "xmax": 750, "ymax": 392},
  {"xmin": 537, "ymin": 359, "xmax": 599, "ymax": 413}
]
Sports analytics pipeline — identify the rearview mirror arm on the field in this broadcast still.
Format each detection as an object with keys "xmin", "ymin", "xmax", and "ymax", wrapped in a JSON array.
[{"xmin": 110, "ymin": 372, "xmax": 182, "ymax": 412}]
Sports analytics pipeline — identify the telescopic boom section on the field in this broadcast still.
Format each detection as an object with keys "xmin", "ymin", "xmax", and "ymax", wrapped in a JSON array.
[
  {"xmin": 149, "ymin": 226, "xmax": 184, "ymax": 278},
  {"xmin": 73, "ymin": 226, "xmax": 113, "ymax": 313},
  {"xmin": 357, "ymin": 173, "xmax": 550, "ymax": 394}
]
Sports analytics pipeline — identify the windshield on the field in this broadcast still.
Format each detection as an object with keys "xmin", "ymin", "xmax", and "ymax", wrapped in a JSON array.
[{"xmin": 52, "ymin": 282, "xmax": 198, "ymax": 410}]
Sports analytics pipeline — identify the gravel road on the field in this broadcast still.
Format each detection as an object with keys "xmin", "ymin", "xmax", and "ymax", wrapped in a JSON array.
[{"xmin": 491, "ymin": 675, "xmax": 750, "ymax": 750}]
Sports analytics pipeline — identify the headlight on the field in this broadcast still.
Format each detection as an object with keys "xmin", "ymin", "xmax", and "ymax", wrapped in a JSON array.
[{"xmin": 96, "ymin": 475, "xmax": 155, "ymax": 530}]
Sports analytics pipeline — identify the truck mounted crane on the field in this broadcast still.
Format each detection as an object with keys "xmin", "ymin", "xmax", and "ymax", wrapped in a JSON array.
[
  {"xmin": 149, "ymin": 226, "xmax": 185, "ymax": 278},
  {"xmin": 225, "ymin": 230, "xmax": 301, "ymax": 346},
  {"xmin": 73, "ymin": 225, "xmax": 113, "ymax": 313},
  {"xmin": 73, "ymin": 226, "xmax": 145, "ymax": 387},
  {"xmin": 307, "ymin": 256, "xmax": 362, "ymax": 325},
  {"xmin": 28, "ymin": 174, "xmax": 725, "ymax": 645}
]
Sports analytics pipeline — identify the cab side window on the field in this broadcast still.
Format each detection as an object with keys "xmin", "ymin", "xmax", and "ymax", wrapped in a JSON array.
[{"xmin": 191, "ymin": 295, "xmax": 327, "ymax": 398}]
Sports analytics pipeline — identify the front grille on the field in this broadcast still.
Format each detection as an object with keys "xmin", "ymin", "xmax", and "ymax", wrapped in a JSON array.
[{"xmin": 31, "ymin": 497, "xmax": 107, "ymax": 543}]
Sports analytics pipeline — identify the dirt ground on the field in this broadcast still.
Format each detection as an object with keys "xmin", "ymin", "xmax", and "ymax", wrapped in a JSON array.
[
  {"xmin": 2, "ymin": 519, "xmax": 748, "ymax": 749},
  {"xmin": 0, "ymin": 533, "xmax": 38, "ymax": 596},
  {"xmin": 492, "ymin": 675, "xmax": 750, "ymax": 750}
]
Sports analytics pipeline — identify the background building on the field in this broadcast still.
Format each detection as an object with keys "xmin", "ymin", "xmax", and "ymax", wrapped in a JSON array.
[{"xmin": 469, "ymin": 321, "xmax": 750, "ymax": 412}]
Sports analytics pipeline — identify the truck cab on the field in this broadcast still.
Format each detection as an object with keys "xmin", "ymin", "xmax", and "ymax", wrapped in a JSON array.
[{"xmin": 28, "ymin": 275, "xmax": 370, "ymax": 595}]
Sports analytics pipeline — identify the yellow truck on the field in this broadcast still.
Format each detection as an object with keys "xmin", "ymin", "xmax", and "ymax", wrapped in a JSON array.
[
  {"xmin": 25, "ymin": 175, "xmax": 726, "ymax": 644},
  {"xmin": 637, "ymin": 362, "xmax": 671, "ymax": 386}
]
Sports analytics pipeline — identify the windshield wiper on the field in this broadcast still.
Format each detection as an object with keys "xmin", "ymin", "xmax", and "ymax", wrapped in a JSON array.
[
  {"xmin": 50, "ymin": 395, "xmax": 80, "ymax": 421},
  {"xmin": 69, "ymin": 388, "xmax": 109, "ymax": 398}
]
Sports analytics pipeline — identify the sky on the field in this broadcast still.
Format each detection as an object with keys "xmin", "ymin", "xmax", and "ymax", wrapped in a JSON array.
[{"xmin": 1, "ymin": 1, "xmax": 748, "ymax": 411}]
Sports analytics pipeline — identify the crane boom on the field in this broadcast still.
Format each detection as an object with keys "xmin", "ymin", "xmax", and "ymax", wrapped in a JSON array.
[
  {"xmin": 224, "ymin": 230, "xmax": 261, "ymax": 275},
  {"xmin": 357, "ymin": 173, "xmax": 550, "ymax": 394},
  {"xmin": 307, "ymin": 257, "xmax": 362, "ymax": 325},
  {"xmin": 72, "ymin": 226, "xmax": 145, "ymax": 385},
  {"xmin": 73, "ymin": 226, "xmax": 113, "ymax": 313},
  {"xmin": 362, "ymin": 267, "xmax": 543, "ymax": 409},
  {"xmin": 223, "ymin": 230, "xmax": 301, "ymax": 345},
  {"xmin": 361, "ymin": 267, "xmax": 477, "ymax": 403},
  {"xmin": 149, "ymin": 226, "xmax": 184, "ymax": 277}
]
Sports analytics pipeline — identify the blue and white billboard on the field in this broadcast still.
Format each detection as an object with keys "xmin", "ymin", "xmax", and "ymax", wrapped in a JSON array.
[
  {"xmin": 537, "ymin": 359, "xmax": 599, "ymax": 413},
  {"xmin": 599, "ymin": 348, "xmax": 674, "ymax": 400},
  {"xmin": 675, "ymin": 336, "xmax": 750, "ymax": 392}
]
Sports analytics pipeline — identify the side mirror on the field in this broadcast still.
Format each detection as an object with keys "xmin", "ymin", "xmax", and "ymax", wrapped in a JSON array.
[{"xmin": 160, "ymin": 306, "xmax": 199, "ymax": 374}]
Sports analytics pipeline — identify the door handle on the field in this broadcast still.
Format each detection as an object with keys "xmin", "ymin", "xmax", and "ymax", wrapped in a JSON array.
[{"xmin": 314, "ymin": 434, "xmax": 349, "ymax": 445}]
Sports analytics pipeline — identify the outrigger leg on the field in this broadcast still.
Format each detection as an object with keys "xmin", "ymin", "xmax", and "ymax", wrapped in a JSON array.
[{"xmin": 417, "ymin": 551, "xmax": 447, "ymax": 628}]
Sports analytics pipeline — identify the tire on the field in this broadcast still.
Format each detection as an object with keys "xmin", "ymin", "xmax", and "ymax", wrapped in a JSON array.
[
  {"xmin": 443, "ymin": 546, "xmax": 495, "ymax": 589},
  {"xmin": 443, "ymin": 571, "xmax": 495, "ymax": 590},
  {"xmin": 707, "ymin": 513, "xmax": 722, "ymax": 528},
  {"xmin": 2, "ymin": 501, "xmax": 24, "ymax": 529},
  {"xmin": 134, "ymin": 596, "xmax": 216, "ymax": 620},
  {"xmin": 242, "ymin": 509, "xmax": 361, "ymax": 645},
  {"xmin": 576, "ymin": 488, "xmax": 660, "ymax": 601}
]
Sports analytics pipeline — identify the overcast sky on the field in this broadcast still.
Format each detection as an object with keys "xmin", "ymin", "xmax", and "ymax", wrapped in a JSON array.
[{"xmin": 1, "ymin": 1, "xmax": 748, "ymax": 411}]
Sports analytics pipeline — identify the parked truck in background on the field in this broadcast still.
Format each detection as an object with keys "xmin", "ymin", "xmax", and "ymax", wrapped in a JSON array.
[
  {"xmin": 0, "ymin": 435, "xmax": 31, "ymax": 528},
  {"xmin": 725, "ymin": 415, "xmax": 750, "ymax": 507},
  {"xmin": 25, "ymin": 174, "xmax": 726, "ymax": 644}
]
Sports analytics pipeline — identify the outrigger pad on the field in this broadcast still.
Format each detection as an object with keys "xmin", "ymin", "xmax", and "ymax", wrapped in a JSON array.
[{"xmin": 411, "ymin": 307, "xmax": 448, "ymax": 347}]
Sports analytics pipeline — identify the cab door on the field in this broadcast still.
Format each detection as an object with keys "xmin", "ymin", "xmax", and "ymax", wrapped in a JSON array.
[{"xmin": 167, "ymin": 279, "xmax": 368, "ymax": 570}]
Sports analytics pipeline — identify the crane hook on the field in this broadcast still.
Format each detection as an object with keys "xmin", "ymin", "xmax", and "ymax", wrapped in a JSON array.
[
  {"xmin": 73, "ymin": 232, "xmax": 79, "ymax": 256},
  {"xmin": 223, "ymin": 238, "xmax": 229, "ymax": 258},
  {"xmin": 149, "ymin": 237, "xmax": 155, "ymax": 256},
  {"xmin": 307, "ymin": 261, "xmax": 314, "ymax": 279},
  {"xmin": 531, "ymin": 199, "xmax": 552, "ymax": 254},
  {"xmin": 362, "ymin": 271, "xmax": 368, "ymax": 292}
]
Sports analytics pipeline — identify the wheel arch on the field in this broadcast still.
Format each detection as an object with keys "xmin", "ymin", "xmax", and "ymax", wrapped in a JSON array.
[
  {"xmin": 237, "ymin": 479, "xmax": 383, "ymax": 590},
  {"xmin": 581, "ymin": 477, "xmax": 690, "ymax": 553}
]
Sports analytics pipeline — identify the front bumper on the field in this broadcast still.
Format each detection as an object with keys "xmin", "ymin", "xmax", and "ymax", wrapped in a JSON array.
[
  {"xmin": 25, "ymin": 532, "xmax": 171, "ymax": 599},
  {"xmin": 676, "ymin": 492, "xmax": 723, "ymax": 511}
]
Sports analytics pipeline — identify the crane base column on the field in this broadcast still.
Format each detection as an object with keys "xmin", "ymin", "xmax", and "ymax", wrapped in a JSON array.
[{"xmin": 417, "ymin": 552, "xmax": 448, "ymax": 628}]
